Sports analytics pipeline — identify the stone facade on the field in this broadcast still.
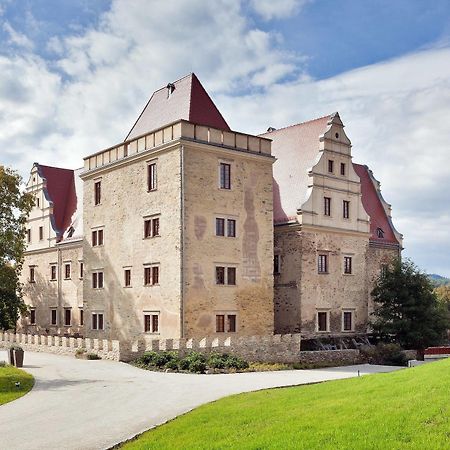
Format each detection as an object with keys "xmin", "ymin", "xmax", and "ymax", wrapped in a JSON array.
[{"xmin": 17, "ymin": 74, "xmax": 402, "ymax": 349}]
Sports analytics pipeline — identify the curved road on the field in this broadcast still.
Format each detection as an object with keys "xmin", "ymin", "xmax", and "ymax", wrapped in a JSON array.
[{"xmin": 0, "ymin": 351, "xmax": 400, "ymax": 450}]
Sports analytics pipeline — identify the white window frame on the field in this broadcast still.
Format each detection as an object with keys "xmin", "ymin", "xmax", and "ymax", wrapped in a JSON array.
[
  {"xmin": 215, "ymin": 264, "xmax": 237, "ymax": 286},
  {"xmin": 143, "ymin": 264, "xmax": 160, "ymax": 286},
  {"xmin": 91, "ymin": 311, "xmax": 104, "ymax": 330},
  {"xmin": 143, "ymin": 311, "xmax": 160, "ymax": 334},
  {"xmin": 215, "ymin": 216, "xmax": 237, "ymax": 238}
]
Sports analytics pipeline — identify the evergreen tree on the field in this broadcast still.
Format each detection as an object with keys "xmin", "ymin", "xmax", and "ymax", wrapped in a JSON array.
[
  {"xmin": 371, "ymin": 259, "xmax": 450, "ymax": 350},
  {"xmin": 0, "ymin": 166, "xmax": 34, "ymax": 329}
]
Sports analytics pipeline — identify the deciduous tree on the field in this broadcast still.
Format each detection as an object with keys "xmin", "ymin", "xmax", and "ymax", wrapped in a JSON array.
[
  {"xmin": 0, "ymin": 166, "xmax": 34, "ymax": 330},
  {"xmin": 371, "ymin": 259, "xmax": 449, "ymax": 350}
]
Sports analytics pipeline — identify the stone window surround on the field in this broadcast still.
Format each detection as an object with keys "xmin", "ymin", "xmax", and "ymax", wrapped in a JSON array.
[
  {"xmin": 92, "ymin": 269, "xmax": 104, "ymax": 289},
  {"xmin": 64, "ymin": 307, "xmax": 72, "ymax": 327},
  {"xmin": 215, "ymin": 310, "xmax": 238, "ymax": 333},
  {"xmin": 343, "ymin": 254, "xmax": 354, "ymax": 275},
  {"xmin": 214, "ymin": 264, "xmax": 237, "ymax": 286},
  {"xmin": 50, "ymin": 263, "xmax": 57, "ymax": 281},
  {"xmin": 143, "ymin": 310, "xmax": 160, "ymax": 334},
  {"xmin": 63, "ymin": 261, "xmax": 71, "ymax": 280},
  {"xmin": 91, "ymin": 226, "xmax": 105, "ymax": 247},
  {"xmin": 214, "ymin": 214, "xmax": 238, "ymax": 238},
  {"xmin": 341, "ymin": 309, "xmax": 355, "ymax": 332},
  {"xmin": 79, "ymin": 260, "xmax": 84, "ymax": 279},
  {"xmin": 91, "ymin": 311, "xmax": 104, "ymax": 330},
  {"xmin": 123, "ymin": 266, "xmax": 132, "ymax": 288},
  {"xmin": 29, "ymin": 265, "xmax": 36, "ymax": 283},
  {"xmin": 30, "ymin": 308, "xmax": 36, "ymax": 325},
  {"xmin": 316, "ymin": 309, "xmax": 330, "ymax": 333},
  {"xmin": 317, "ymin": 252, "xmax": 329, "ymax": 274},
  {"xmin": 94, "ymin": 177, "xmax": 102, "ymax": 206},
  {"xmin": 143, "ymin": 214, "xmax": 161, "ymax": 239},
  {"xmin": 143, "ymin": 263, "xmax": 160, "ymax": 286},
  {"xmin": 146, "ymin": 159, "xmax": 158, "ymax": 192},
  {"xmin": 218, "ymin": 158, "xmax": 233, "ymax": 190},
  {"xmin": 50, "ymin": 307, "xmax": 57, "ymax": 326}
]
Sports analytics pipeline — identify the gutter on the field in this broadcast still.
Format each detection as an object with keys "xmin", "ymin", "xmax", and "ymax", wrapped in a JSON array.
[{"xmin": 180, "ymin": 144, "xmax": 185, "ymax": 338}]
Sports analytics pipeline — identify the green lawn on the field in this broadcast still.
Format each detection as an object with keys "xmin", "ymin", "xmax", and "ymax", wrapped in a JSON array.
[
  {"xmin": 122, "ymin": 359, "xmax": 450, "ymax": 450},
  {"xmin": 0, "ymin": 365, "xmax": 34, "ymax": 405}
]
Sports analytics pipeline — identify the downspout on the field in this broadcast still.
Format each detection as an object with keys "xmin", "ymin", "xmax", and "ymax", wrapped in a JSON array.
[
  {"xmin": 180, "ymin": 144, "xmax": 185, "ymax": 338},
  {"xmin": 57, "ymin": 243, "xmax": 62, "ymax": 332}
]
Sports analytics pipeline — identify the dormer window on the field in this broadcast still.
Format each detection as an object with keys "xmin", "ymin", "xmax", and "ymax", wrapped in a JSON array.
[
  {"xmin": 67, "ymin": 226, "xmax": 75, "ymax": 238},
  {"xmin": 167, "ymin": 83, "xmax": 175, "ymax": 98},
  {"xmin": 376, "ymin": 227, "xmax": 384, "ymax": 238}
]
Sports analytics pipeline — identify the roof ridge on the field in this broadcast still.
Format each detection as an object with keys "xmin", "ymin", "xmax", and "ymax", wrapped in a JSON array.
[
  {"xmin": 261, "ymin": 114, "xmax": 332, "ymax": 135},
  {"xmin": 37, "ymin": 163, "xmax": 74, "ymax": 172}
]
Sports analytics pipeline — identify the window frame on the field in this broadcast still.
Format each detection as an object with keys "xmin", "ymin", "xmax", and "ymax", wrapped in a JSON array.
[
  {"xmin": 124, "ymin": 268, "xmax": 132, "ymax": 287},
  {"xmin": 317, "ymin": 310, "xmax": 330, "ymax": 332},
  {"xmin": 144, "ymin": 216, "xmax": 160, "ymax": 239},
  {"xmin": 50, "ymin": 264, "xmax": 57, "ymax": 281},
  {"xmin": 147, "ymin": 162, "xmax": 157, "ymax": 192},
  {"xmin": 342, "ymin": 310, "xmax": 354, "ymax": 332},
  {"xmin": 344, "ymin": 256, "xmax": 353, "ymax": 275},
  {"xmin": 39, "ymin": 226, "xmax": 44, "ymax": 241},
  {"xmin": 219, "ymin": 162, "xmax": 231, "ymax": 190},
  {"xmin": 50, "ymin": 308, "xmax": 57, "ymax": 326},
  {"xmin": 94, "ymin": 180, "xmax": 102, "ymax": 206},
  {"xmin": 324, "ymin": 196, "xmax": 331, "ymax": 216},
  {"xmin": 215, "ymin": 265, "xmax": 237, "ymax": 285},
  {"xmin": 328, "ymin": 159, "xmax": 334, "ymax": 173},
  {"xmin": 64, "ymin": 262, "xmax": 71, "ymax": 280},
  {"xmin": 64, "ymin": 308, "xmax": 72, "ymax": 327},
  {"xmin": 92, "ymin": 271, "xmax": 104, "ymax": 289},
  {"xmin": 318, "ymin": 254, "xmax": 328, "ymax": 274},
  {"xmin": 343, "ymin": 200, "xmax": 350, "ymax": 219},
  {"xmin": 29, "ymin": 266, "xmax": 35, "ymax": 283},
  {"xmin": 30, "ymin": 308, "xmax": 36, "ymax": 325},
  {"xmin": 144, "ymin": 264, "xmax": 160, "ymax": 286},
  {"xmin": 144, "ymin": 311, "xmax": 160, "ymax": 333},
  {"xmin": 216, "ymin": 312, "xmax": 237, "ymax": 333},
  {"xmin": 91, "ymin": 312, "xmax": 104, "ymax": 330},
  {"xmin": 340, "ymin": 162, "xmax": 346, "ymax": 176}
]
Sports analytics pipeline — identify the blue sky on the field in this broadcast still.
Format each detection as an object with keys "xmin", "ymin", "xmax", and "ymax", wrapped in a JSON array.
[{"xmin": 1, "ymin": 0, "xmax": 450, "ymax": 276}]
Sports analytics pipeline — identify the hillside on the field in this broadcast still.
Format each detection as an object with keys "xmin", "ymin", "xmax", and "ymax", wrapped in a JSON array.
[{"xmin": 428, "ymin": 274, "xmax": 450, "ymax": 286}]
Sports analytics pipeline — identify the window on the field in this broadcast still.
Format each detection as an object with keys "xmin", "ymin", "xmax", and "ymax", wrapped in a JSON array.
[
  {"xmin": 144, "ymin": 265, "xmax": 159, "ymax": 286},
  {"xmin": 64, "ymin": 308, "xmax": 71, "ymax": 326},
  {"xmin": 30, "ymin": 309, "xmax": 36, "ymax": 325},
  {"xmin": 216, "ymin": 218, "xmax": 225, "ymax": 236},
  {"xmin": 219, "ymin": 162, "xmax": 231, "ymax": 189},
  {"xmin": 50, "ymin": 265, "xmax": 57, "ymax": 281},
  {"xmin": 92, "ymin": 312, "xmax": 104, "ymax": 330},
  {"xmin": 227, "ymin": 267, "xmax": 236, "ymax": 285},
  {"xmin": 216, "ymin": 266, "xmax": 225, "ymax": 285},
  {"xmin": 216, "ymin": 266, "xmax": 236, "ymax": 285},
  {"xmin": 328, "ymin": 160, "xmax": 334, "ymax": 173},
  {"xmin": 318, "ymin": 255, "xmax": 328, "ymax": 274},
  {"xmin": 317, "ymin": 311, "xmax": 329, "ymax": 332},
  {"xmin": 376, "ymin": 227, "xmax": 385, "ymax": 238},
  {"xmin": 124, "ymin": 144, "xmax": 128, "ymax": 157},
  {"xmin": 216, "ymin": 314, "xmax": 237, "ymax": 333},
  {"xmin": 144, "ymin": 312, "xmax": 159, "ymax": 333},
  {"xmin": 94, "ymin": 181, "xmax": 101, "ymax": 205},
  {"xmin": 124, "ymin": 269, "xmax": 131, "ymax": 287},
  {"xmin": 64, "ymin": 263, "xmax": 71, "ymax": 280},
  {"xmin": 39, "ymin": 226, "xmax": 43, "ymax": 241},
  {"xmin": 343, "ymin": 200, "xmax": 350, "ymax": 219},
  {"xmin": 381, "ymin": 264, "xmax": 388, "ymax": 277},
  {"xmin": 92, "ymin": 271, "xmax": 104, "ymax": 289},
  {"xmin": 29, "ymin": 267, "xmax": 35, "ymax": 283},
  {"xmin": 324, "ymin": 197, "xmax": 331, "ymax": 216},
  {"xmin": 343, "ymin": 311, "xmax": 353, "ymax": 331},
  {"xmin": 274, "ymin": 254, "xmax": 280, "ymax": 274},
  {"xmin": 344, "ymin": 256, "xmax": 352, "ymax": 274},
  {"xmin": 92, "ymin": 229, "xmax": 104, "ymax": 246},
  {"xmin": 144, "ymin": 217, "xmax": 160, "ymax": 238},
  {"xmin": 51, "ymin": 308, "xmax": 57, "ymax": 326},
  {"xmin": 216, "ymin": 218, "xmax": 236, "ymax": 237},
  {"xmin": 67, "ymin": 226, "xmax": 75, "ymax": 238},
  {"xmin": 227, "ymin": 219, "xmax": 236, "ymax": 237},
  {"xmin": 79, "ymin": 262, "xmax": 84, "ymax": 279},
  {"xmin": 36, "ymin": 197, "xmax": 40, "ymax": 208},
  {"xmin": 147, "ymin": 163, "xmax": 157, "ymax": 191},
  {"xmin": 27, "ymin": 229, "xmax": 31, "ymax": 243},
  {"xmin": 227, "ymin": 314, "xmax": 236, "ymax": 332},
  {"xmin": 79, "ymin": 308, "xmax": 84, "ymax": 326},
  {"xmin": 340, "ymin": 163, "xmax": 346, "ymax": 176}
]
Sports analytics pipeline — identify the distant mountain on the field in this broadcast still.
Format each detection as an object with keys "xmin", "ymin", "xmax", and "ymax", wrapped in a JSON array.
[{"xmin": 428, "ymin": 274, "xmax": 450, "ymax": 287}]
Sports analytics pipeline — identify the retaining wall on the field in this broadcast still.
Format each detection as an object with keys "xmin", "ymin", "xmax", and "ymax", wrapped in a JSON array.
[{"xmin": 0, "ymin": 332, "xmax": 120, "ymax": 361}]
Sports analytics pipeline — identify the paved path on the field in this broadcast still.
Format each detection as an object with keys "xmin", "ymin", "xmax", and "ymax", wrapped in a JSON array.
[{"xmin": 0, "ymin": 351, "xmax": 401, "ymax": 450}]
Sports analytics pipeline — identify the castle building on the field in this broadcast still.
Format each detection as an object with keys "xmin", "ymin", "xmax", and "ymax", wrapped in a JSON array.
[{"xmin": 18, "ymin": 73, "xmax": 402, "ymax": 343}]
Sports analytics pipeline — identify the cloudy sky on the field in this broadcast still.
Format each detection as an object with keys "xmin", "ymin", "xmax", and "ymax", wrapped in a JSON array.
[{"xmin": 1, "ymin": 0, "xmax": 450, "ymax": 276}]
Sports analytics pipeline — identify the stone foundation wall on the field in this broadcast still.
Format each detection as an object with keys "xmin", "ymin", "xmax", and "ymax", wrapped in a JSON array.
[
  {"xmin": 297, "ymin": 349, "xmax": 363, "ymax": 366},
  {"xmin": 0, "ymin": 332, "xmax": 120, "ymax": 361}
]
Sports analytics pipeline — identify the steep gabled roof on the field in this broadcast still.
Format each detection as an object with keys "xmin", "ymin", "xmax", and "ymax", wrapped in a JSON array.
[
  {"xmin": 125, "ymin": 73, "xmax": 230, "ymax": 140},
  {"xmin": 353, "ymin": 163, "xmax": 401, "ymax": 245},
  {"xmin": 260, "ymin": 115, "xmax": 331, "ymax": 223}
]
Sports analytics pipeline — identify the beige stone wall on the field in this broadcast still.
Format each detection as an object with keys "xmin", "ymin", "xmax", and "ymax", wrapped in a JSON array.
[
  {"xmin": 18, "ymin": 242, "xmax": 83, "ymax": 335},
  {"xmin": 182, "ymin": 142, "xmax": 274, "ymax": 337},
  {"xmin": 82, "ymin": 143, "xmax": 183, "ymax": 342},
  {"xmin": 274, "ymin": 224, "xmax": 371, "ymax": 336}
]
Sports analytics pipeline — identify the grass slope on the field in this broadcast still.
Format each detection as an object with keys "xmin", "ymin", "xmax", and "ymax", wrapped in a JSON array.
[
  {"xmin": 123, "ymin": 360, "xmax": 450, "ymax": 450},
  {"xmin": 0, "ymin": 365, "xmax": 34, "ymax": 405}
]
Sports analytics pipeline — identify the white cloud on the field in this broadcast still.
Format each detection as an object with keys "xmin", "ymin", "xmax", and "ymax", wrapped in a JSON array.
[
  {"xmin": 249, "ymin": 0, "xmax": 310, "ymax": 20},
  {"xmin": 0, "ymin": 0, "xmax": 449, "ymax": 275},
  {"xmin": 3, "ymin": 22, "xmax": 34, "ymax": 50}
]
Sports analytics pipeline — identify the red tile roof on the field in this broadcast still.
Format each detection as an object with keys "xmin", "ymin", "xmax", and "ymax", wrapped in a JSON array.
[
  {"xmin": 353, "ymin": 163, "xmax": 400, "ymax": 245},
  {"xmin": 260, "ymin": 115, "xmax": 331, "ymax": 223},
  {"xmin": 37, "ymin": 164, "xmax": 77, "ymax": 240},
  {"xmin": 125, "ymin": 73, "xmax": 230, "ymax": 140}
]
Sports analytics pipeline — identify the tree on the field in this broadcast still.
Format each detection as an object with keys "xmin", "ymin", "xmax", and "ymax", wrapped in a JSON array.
[
  {"xmin": 0, "ymin": 166, "xmax": 34, "ymax": 330},
  {"xmin": 435, "ymin": 285, "xmax": 450, "ymax": 311},
  {"xmin": 371, "ymin": 259, "xmax": 450, "ymax": 350}
]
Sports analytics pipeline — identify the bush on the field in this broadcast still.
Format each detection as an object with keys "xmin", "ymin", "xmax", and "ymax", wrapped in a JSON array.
[
  {"xmin": 165, "ymin": 359, "xmax": 179, "ymax": 371},
  {"xmin": 86, "ymin": 353, "xmax": 101, "ymax": 360},
  {"xmin": 361, "ymin": 343, "xmax": 408, "ymax": 366},
  {"xmin": 223, "ymin": 354, "xmax": 249, "ymax": 370},
  {"xmin": 75, "ymin": 348, "xmax": 86, "ymax": 356},
  {"xmin": 207, "ymin": 352, "xmax": 249, "ymax": 370},
  {"xmin": 138, "ymin": 351, "xmax": 160, "ymax": 366},
  {"xmin": 10, "ymin": 344, "xmax": 23, "ymax": 351},
  {"xmin": 0, "ymin": 361, "xmax": 6, "ymax": 367},
  {"xmin": 180, "ymin": 352, "xmax": 207, "ymax": 373}
]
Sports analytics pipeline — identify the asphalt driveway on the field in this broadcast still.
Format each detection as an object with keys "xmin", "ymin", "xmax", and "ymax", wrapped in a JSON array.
[{"xmin": 0, "ymin": 350, "xmax": 401, "ymax": 450}]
